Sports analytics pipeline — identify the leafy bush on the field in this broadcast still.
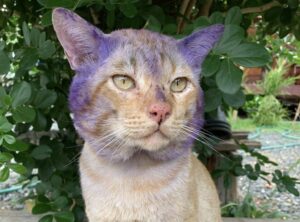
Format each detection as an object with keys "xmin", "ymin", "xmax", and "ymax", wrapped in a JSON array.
[
  {"xmin": 260, "ymin": 59, "xmax": 298, "ymax": 96},
  {"xmin": 0, "ymin": 1, "xmax": 299, "ymax": 221},
  {"xmin": 243, "ymin": 95, "xmax": 263, "ymax": 117},
  {"xmin": 222, "ymin": 193, "xmax": 287, "ymax": 218},
  {"xmin": 253, "ymin": 95, "xmax": 287, "ymax": 125},
  {"xmin": 252, "ymin": 59, "xmax": 298, "ymax": 125}
]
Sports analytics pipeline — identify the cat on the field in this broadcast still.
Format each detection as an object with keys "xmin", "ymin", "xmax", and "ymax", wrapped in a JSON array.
[{"xmin": 52, "ymin": 7, "xmax": 224, "ymax": 222}]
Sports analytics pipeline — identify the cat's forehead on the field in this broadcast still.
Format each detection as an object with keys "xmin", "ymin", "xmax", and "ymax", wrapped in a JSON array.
[
  {"xmin": 107, "ymin": 29, "xmax": 185, "ymax": 77},
  {"xmin": 111, "ymin": 29, "xmax": 176, "ymax": 48}
]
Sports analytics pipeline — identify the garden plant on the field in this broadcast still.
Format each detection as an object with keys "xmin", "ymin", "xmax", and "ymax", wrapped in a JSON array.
[{"xmin": 252, "ymin": 59, "xmax": 298, "ymax": 125}]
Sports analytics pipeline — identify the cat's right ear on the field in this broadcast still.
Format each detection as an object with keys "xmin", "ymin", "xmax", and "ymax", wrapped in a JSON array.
[{"xmin": 52, "ymin": 8, "xmax": 106, "ymax": 70}]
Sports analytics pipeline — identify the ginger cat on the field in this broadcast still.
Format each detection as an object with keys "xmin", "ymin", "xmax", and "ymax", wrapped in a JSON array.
[{"xmin": 52, "ymin": 8, "xmax": 224, "ymax": 222}]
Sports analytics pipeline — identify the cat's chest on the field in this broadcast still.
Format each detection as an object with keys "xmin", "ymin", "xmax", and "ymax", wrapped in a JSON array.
[{"xmin": 79, "ymin": 144, "xmax": 192, "ymax": 221}]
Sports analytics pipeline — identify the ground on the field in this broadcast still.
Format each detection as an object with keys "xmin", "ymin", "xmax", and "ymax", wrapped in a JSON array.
[{"xmin": 237, "ymin": 128, "xmax": 300, "ymax": 220}]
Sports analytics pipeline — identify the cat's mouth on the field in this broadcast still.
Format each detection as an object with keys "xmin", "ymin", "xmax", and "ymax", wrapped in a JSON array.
[{"xmin": 141, "ymin": 129, "xmax": 168, "ymax": 140}]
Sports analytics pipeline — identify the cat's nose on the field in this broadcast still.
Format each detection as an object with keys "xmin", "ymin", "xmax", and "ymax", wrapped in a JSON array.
[{"xmin": 149, "ymin": 102, "xmax": 171, "ymax": 124}]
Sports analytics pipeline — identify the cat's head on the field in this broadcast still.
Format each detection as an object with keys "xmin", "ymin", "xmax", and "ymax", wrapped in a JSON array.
[{"xmin": 52, "ymin": 8, "xmax": 224, "ymax": 161}]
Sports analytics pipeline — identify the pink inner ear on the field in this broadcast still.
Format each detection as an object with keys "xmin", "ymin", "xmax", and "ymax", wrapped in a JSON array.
[{"xmin": 52, "ymin": 8, "xmax": 102, "ymax": 70}]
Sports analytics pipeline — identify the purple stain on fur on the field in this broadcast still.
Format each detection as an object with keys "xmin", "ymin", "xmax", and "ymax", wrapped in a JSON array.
[
  {"xmin": 146, "ymin": 51, "xmax": 160, "ymax": 76},
  {"xmin": 53, "ymin": 8, "xmax": 223, "ymax": 161},
  {"xmin": 177, "ymin": 24, "xmax": 224, "ymax": 72},
  {"xmin": 155, "ymin": 85, "xmax": 166, "ymax": 101}
]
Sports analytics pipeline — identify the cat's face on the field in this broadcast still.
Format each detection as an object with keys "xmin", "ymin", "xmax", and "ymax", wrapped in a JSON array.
[{"xmin": 52, "ymin": 8, "xmax": 224, "ymax": 161}]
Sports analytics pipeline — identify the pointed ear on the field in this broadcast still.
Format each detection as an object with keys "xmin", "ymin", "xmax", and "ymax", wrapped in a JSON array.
[
  {"xmin": 177, "ymin": 24, "xmax": 224, "ymax": 71},
  {"xmin": 52, "ymin": 8, "xmax": 106, "ymax": 70}
]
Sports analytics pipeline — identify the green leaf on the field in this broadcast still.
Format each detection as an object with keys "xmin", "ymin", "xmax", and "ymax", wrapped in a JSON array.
[
  {"xmin": 10, "ymin": 81, "xmax": 32, "ymax": 108},
  {"xmin": 30, "ymin": 28, "xmax": 40, "ymax": 48},
  {"xmin": 202, "ymin": 55, "xmax": 221, "ymax": 77},
  {"xmin": 52, "ymin": 196, "xmax": 68, "ymax": 209},
  {"xmin": 234, "ymin": 166, "xmax": 246, "ymax": 176},
  {"xmin": 0, "ymin": 166, "xmax": 9, "ymax": 182},
  {"xmin": 39, "ymin": 32, "xmax": 46, "ymax": 45},
  {"xmin": 22, "ymin": 22, "xmax": 31, "ymax": 46},
  {"xmin": 54, "ymin": 211, "xmax": 75, "ymax": 222},
  {"xmin": 0, "ymin": 116, "xmax": 13, "ymax": 132},
  {"xmin": 228, "ymin": 42, "xmax": 271, "ymax": 67},
  {"xmin": 37, "ymin": 195, "xmax": 50, "ymax": 203},
  {"xmin": 12, "ymin": 106, "xmax": 36, "ymax": 123},
  {"xmin": 223, "ymin": 89, "xmax": 245, "ymax": 108},
  {"xmin": 3, "ymin": 139, "xmax": 29, "ymax": 152},
  {"xmin": 209, "ymin": 12, "xmax": 224, "ymax": 24},
  {"xmin": 286, "ymin": 184, "xmax": 300, "ymax": 196},
  {"xmin": 33, "ymin": 111, "xmax": 48, "ymax": 131},
  {"xmin": 39, "ymin": 215, "xmax": 53, "ymax": 222},
  {"xmin": 0, "ymin": 86, "xmax": 10, "ymax": 108},
  {"xmin": 16, "ymin": 48, "xmax": 39, "ymax": 77},
  {"xmin": 0, "ymin": 86, "xmax": 6, "ymax": 99},
  {"xmin": 204, "ymin": 88, "xmax": 222, "ymax": 112},
  {"xmin": 145, "ymin": 15, "xmax": 161, "ymax": 32},
  {"xmin": 31, "ymin": 145, "xmax": 52, "ymax": 160},
  {"xmin": 162, "ymin": 24, "xmax": 177, "ymax": 35},
  {"xmin": 0, "ymin": 87, "xmax": 11, "ymax": 108},
  {"xmin": 7, "ymin": 163, "xmax": 27, "ymax": 175},
  {"xmin": 225, "ymin": 6, "xmax": 242, "ymax": 25},
  {"xmin": 41, "ymin": 11, "xmax": 52, "ymax": 27},
  {"xmin": 0, "ymin": 152, "xmax": 13, "ymax": 163},
  {"xmin": 37, "ymin": 0, "xmax": 75, "ymax": 8},
  {"xmin": 214, "ymin": 25, "xmax": 244, "ymax": 54},
  {"xmin": 51, "ymin": 174, "xmax": 62, "ymax": 188},
  {"xmin": 38, "ymin": 160, "xmax": 54, "ymax": 181},
  {"xmin": 144, "ymin": 5, "xmax": 165, "ymax": 25},
  {"xmin": 38, "ymin": 40, "xmax": 56, "ymax": 59},
  {"xmin": 193, "ymin": 16, "xmax": 211, "ymax": 29},
  {"xmin": 119, "ymin": 4, "xmax": 137, "ymax": 18},
  {"xmin": 32, "ymin": 203, "xmax": 51, "ymax": 214},
  {"xmin": 216, "ymin": 59, "xmax": 243, "ymax": 94},
  {"xmin": 0, "ymin": 40, "xmax": 5, "ymax": 50},
  {"xmin": 34, "ymin": 89, "xmax": 57, "ymax": 109},
  {"xmin": 0, "ymin": 51, "xmax": 10, "ymax": 75},
  {"xmin": 2, "ymin": 135, "xmax": 16, "ymax": 144}
]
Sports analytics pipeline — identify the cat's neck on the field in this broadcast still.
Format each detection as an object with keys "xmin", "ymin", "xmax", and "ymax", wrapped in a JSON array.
[{"xmin": 81, "ymin": 143, "xmax": 191, "ymax": 174}]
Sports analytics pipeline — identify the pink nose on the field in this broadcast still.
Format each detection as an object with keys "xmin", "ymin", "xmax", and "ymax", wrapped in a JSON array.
[{"xmin": 149, "ymin": 102, "xmax": 171, "ymax": 124}]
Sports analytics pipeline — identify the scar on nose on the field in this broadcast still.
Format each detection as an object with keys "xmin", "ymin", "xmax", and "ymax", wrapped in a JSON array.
[{"xmin": 155, "ymin": 85, "xmax": 166, "ymax": 101}]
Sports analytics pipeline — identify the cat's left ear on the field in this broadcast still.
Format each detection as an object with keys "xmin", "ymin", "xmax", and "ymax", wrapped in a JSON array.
[
  {"xmin": 177, "ymin": 24, "xmax": 224, "ymax": 71},
  {"xmin": 52, "ymin": 8, "xmax": 109, "ymax": 70}
]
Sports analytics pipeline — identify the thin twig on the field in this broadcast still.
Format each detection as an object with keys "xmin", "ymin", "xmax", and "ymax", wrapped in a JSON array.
[{"xmin": 241, "ymin": 0, "xmax": 281, "ymax": 14}]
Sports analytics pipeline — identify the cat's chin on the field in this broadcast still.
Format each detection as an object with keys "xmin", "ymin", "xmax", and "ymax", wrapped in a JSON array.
[{"xmin": 135, "ymin": 131, "xmax": 170, "ymax": 151}]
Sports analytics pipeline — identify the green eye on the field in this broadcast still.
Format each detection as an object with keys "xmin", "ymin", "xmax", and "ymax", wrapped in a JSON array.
[
  {"xmin": 112, "ymin": 75, "xmax": 135, "ymax": 90},
  {"xmin": 170, "ymin": 77, "xmax": 188, "ymax": 92}
]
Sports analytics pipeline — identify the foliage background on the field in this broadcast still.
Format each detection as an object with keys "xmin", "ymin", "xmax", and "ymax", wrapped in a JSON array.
[{"xmin": 0, "ymin": 0, "xmax": 299, "ymax": 221}]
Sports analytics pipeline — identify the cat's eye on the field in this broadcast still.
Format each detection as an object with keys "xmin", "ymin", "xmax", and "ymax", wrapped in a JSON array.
[
  {"xmin": 112, "ymin": 75, "xmax": 135, "ymax": 90},
  {"xmin": 170, "ymin": 77, "xmax": 188, "ymax": 92}
]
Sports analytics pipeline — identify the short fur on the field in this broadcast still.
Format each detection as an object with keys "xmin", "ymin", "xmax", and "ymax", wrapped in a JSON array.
[{"xmin": 52, "ymin": 8, "xmax": 224, "ymax": 222}]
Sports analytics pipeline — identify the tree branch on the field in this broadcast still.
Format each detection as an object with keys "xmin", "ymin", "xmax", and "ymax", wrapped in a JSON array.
[
  {"xmin": 241, "ymin": 0, "xmax": 281, "ymax": 14},
  {"xmin": 177, "ymin": 0, "xmax": 190, "ymax": 33},
  {"xmin": 177, "ymin": 0, "xmax": 197, "ymax": 34},
  {"xmin": 197, "ymin": 0, "xmax": 213, "ymax": 17}
]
